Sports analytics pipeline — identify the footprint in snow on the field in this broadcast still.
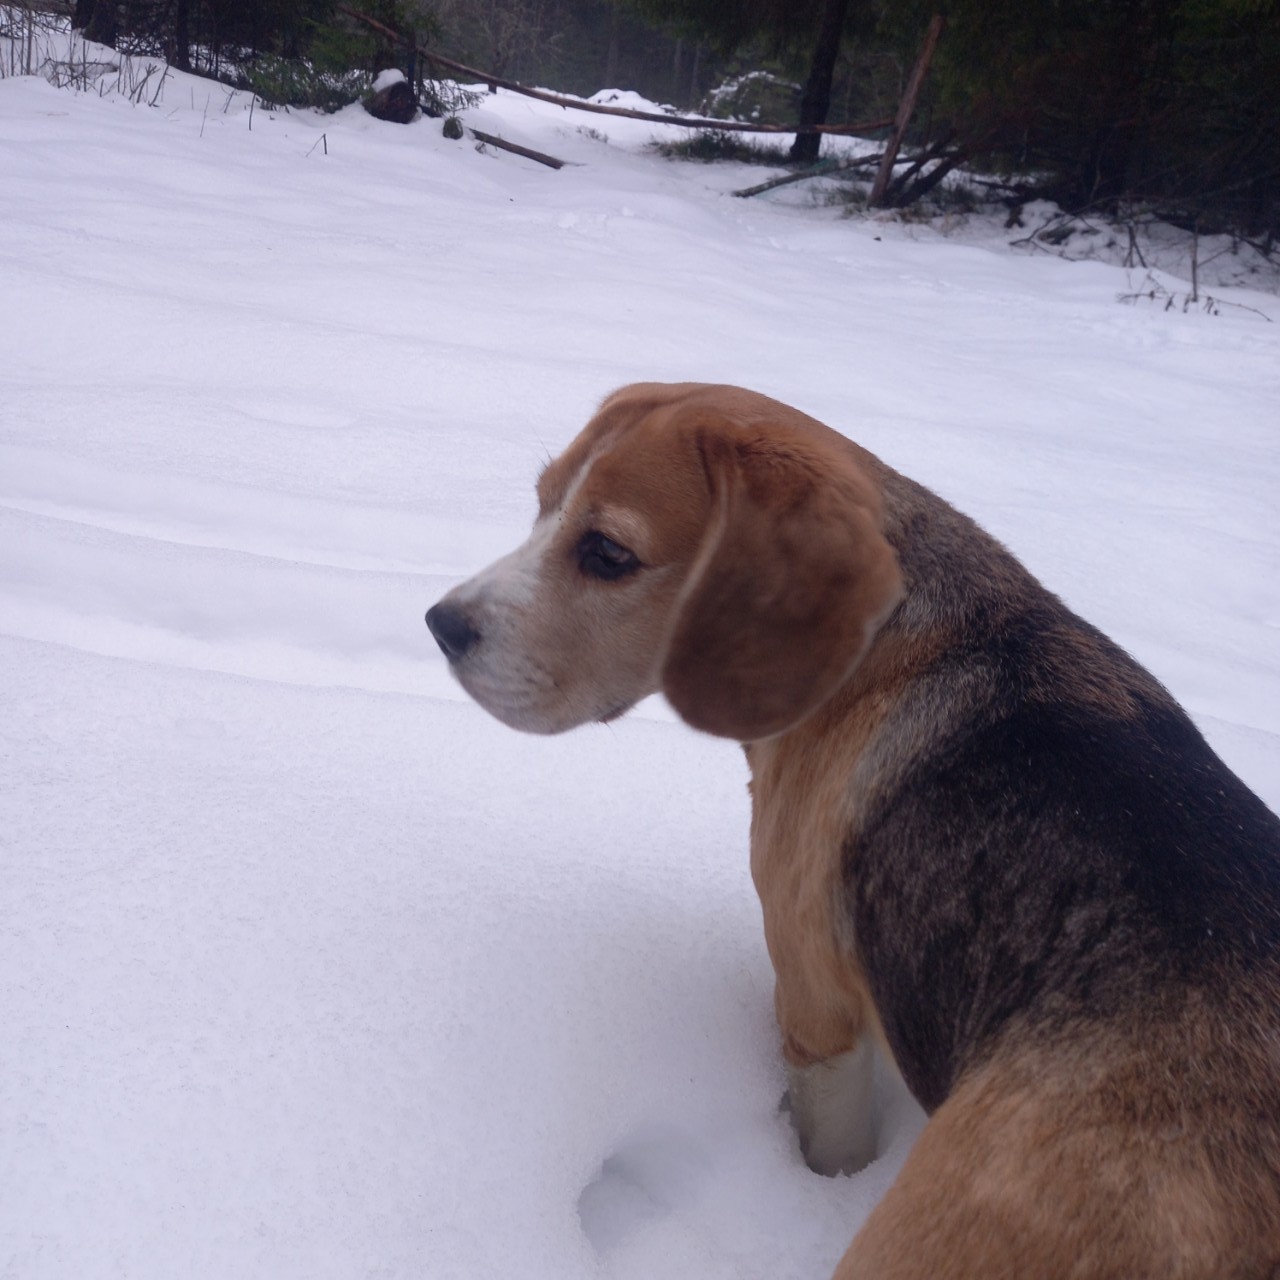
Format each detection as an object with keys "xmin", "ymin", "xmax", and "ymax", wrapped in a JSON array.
[{"xmin": 577, "ymin": 1127, "xmax": 713, "ymax": 1255}]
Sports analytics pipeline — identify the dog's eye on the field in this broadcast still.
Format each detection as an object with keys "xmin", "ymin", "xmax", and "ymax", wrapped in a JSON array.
[{"xmin": 578, "ymin": 531, "xmax": 641, "ymax": 581}]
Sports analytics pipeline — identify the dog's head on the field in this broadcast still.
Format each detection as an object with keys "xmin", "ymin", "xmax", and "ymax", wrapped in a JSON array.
[{"xmin": 426, "ymin": 383, "xmax": 903, "ymax": 741}]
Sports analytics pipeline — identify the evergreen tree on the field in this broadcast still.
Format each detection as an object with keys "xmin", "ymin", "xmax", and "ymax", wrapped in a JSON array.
[{"xmin": 880, "ymin": 0, "xmax": 1279, "ymax": 228}]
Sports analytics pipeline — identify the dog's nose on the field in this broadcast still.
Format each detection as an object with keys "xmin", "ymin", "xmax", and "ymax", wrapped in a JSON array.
[{"xmin": 426, "ymin": 603, "xmax": 480, "ymax": 662}]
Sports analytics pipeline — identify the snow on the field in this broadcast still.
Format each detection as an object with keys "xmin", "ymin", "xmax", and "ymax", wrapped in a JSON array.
[{"xmin": 2, "ymin": 32, "xmax": 1279, "ymax": 1280}]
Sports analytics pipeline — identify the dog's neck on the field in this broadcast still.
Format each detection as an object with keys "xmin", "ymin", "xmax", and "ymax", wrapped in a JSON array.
[{"xmin": 741, "ymin": 462, "xmax": 1048, "ymax": 785}]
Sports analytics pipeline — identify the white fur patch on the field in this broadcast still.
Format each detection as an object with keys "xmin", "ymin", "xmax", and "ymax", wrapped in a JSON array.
[
  {"xmin": 787, "ymin": 1037, "xmax": 878, "ymax": 1176},
  {"xmin": 452, "ymin": 450, "xmax": 596, "ymax": 615}
]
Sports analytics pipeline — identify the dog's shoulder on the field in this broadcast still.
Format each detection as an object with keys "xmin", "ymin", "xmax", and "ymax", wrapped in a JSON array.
[{"xmin": 840, "ymin": 486, "xmax": 1280, "ymax": 1111}]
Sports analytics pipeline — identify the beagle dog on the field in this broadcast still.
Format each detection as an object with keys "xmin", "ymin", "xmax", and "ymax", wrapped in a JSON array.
[{"xmin": 426, "ymin": 383, "xmax": 1280, "ymax": 1279}]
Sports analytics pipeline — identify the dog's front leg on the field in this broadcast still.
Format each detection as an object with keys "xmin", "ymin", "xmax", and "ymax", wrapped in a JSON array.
[
  {"xmin": 749, "ymin": 740, "xmax": 881, "ymax": 1176},
  {"xmin": 786, "ymin": 1033, "xmax": 878, "ymax": 1176},
  {"xmin": 771, "ymin": 961, "xmax": 881, "ymax": 1176}
]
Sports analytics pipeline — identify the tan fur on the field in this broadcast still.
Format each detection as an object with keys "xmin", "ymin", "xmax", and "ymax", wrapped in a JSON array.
[
  {"xmin": 749, "ymin": 698, "xmax": 887, "ymax": 1068},
  {"xmin": 746, "ymin": 611, "xmax": 966, "ymax": 1072},
  {"xmin": 838, "ymin": 990, "xmax": 1280, "ymax": 1279}
]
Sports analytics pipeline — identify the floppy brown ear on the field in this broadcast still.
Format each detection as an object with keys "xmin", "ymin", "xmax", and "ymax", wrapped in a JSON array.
[{"xmin": 661, "ymin": 429, "xmax": 903, "ymax": 741}]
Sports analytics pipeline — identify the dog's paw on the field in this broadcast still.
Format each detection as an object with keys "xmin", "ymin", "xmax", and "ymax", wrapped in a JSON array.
[{"xmin": 786, "ymin": 1042, "xmax": 878, "ymax": 1177}]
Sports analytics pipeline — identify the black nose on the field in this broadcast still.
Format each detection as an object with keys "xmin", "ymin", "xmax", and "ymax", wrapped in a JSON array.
[{"xmin": 426, "ymin": 603, "xmax": 480, "ymax": 662}]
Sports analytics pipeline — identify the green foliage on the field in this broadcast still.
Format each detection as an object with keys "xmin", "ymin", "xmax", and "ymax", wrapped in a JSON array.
[
  {"xmin": 875, "ymin": 0, "xmax": 1280, "ymax": 229},
  {"xmin": 244, "ymin": 52, "xmax": 370, "ymax": 112},
  {"xmin": 702, "ymin": 69, "xmax": 800, "ymax": 123},
  {"xmin": 306, "ymin": 17, "xmax": 380, "ymax": 75},
  {"xmin": 635, "ymin": 0, "xmax": 1279, "ymax": 228},
  {"xmin": 652, "ymin": 128, "xmax": 791, "ymax": 163},
  {"xmin": 239, "ymin": 3, "xmax": 457, "ymax": 113}
]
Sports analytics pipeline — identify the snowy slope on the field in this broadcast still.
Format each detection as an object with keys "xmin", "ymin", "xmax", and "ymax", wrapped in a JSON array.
[{"xmin": 2, "ymin": 50, "xmax": 1279, "ymax": 1280}]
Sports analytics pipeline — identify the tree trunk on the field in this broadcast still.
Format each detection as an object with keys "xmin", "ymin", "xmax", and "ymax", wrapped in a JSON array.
[
  {"xmin": 789, "ymin": 0, "xmax": 851, "ymax": 164},
  {"xmin": 371, "ymin": 0, "xmax": 399, "ymax": 73},
  {"xmin": 604, "ymin": 0, "xmax": 620, "ymax": 88},
  {"xmin": 78, "ymin": 0, "xmax": 118, "ymax": 47},
  {"xmin": 169, "ymin": 0, "xmax": 191, "ymax": 71}
]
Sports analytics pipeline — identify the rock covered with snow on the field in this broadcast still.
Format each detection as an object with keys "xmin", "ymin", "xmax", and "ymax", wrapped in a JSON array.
[{"xmin": 365, "ymin": 68, "xmax": 416, "ymax": 124}]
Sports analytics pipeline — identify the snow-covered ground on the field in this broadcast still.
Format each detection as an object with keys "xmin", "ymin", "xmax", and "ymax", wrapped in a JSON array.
[{"xmin": 2, "ymin": 37, "xmax": 1279, "ymax": 1280}]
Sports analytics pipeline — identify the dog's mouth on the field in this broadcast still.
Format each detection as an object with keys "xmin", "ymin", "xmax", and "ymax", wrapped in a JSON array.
[{"xmin": 598, "ymin": 701, "xmax": 632, "ymax": 724}]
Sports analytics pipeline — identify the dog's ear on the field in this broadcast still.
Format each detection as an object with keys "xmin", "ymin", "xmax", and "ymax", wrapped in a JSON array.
[{"xmin": 661, "ymin": 430, "xmax": 902, "ymax": 741}]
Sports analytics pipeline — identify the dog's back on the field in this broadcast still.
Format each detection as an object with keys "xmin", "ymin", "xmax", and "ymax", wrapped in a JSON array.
[{"xmin": 841, "ymin": 466, "xmax": 1280, "ymax": 1278}]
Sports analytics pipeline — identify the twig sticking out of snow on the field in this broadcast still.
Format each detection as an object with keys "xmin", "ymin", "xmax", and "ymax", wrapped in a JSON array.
[{"xmin": 1118, "ymin": 271, "xmax": 1272, "ymax": 321}]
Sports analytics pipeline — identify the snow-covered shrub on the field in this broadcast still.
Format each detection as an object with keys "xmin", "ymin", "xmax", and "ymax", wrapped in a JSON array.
[{"xmin": 702, "ymin": 70, "xmax": 799, "ymax": 125}]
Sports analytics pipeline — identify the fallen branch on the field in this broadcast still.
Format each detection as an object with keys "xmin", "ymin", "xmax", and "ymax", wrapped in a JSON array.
[
  {"xmin": 891, "ymin": 148, "xmax": 970, "ymax": 207},
  {"xmin": 731, "ymin": 152, "xmax": 886, "ymax": 198},
  {"xmin": 880, "ymin": 133, "xmax": 968, "ymax": 207},
  {"xmin": 337, "ymin": 5, "xmax": 892, "ymax": 138},
  {"xmin": 470, "ymin": 127, "xmax": 566, "ymax": 169}
]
